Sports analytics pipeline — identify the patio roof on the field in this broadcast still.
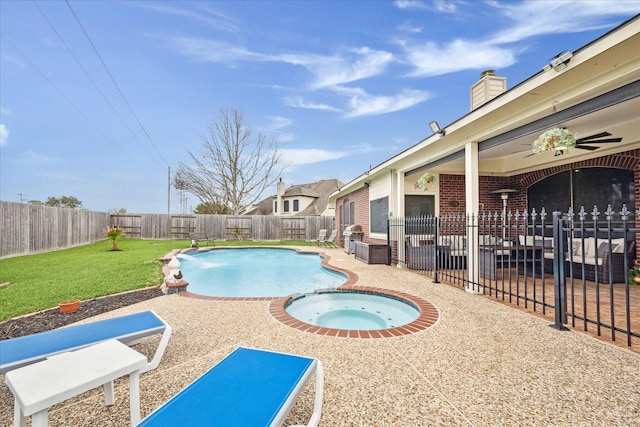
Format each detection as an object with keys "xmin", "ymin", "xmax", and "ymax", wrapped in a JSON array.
[{"xmin": 332, "ymin": 15, "xmax": 640, "ymax": 198}]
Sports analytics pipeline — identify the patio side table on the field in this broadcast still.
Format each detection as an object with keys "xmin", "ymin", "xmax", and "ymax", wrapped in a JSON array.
[{"xmin": 5, "ymin": 339, "xmax": 147, "ymax": 427}]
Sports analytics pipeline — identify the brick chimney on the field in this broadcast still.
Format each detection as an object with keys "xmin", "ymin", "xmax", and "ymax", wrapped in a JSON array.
[{"xmin": 470, "ymin": 70, "xmax": 506, "ymax": 111}]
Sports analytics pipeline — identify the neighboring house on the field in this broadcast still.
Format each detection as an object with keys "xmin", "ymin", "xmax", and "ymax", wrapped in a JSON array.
[
  {"xmin": 244, "ymin": 178, "xmax": 343, "ymax": 216},
  {"xmin": 329, "ymin": 16, "xmax": 639, "ymax": 253}
]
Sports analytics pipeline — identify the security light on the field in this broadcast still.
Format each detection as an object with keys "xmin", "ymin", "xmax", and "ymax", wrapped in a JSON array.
[{"xmin": 429, "ymin": 121, "xmax": 445, "ymax": 136}]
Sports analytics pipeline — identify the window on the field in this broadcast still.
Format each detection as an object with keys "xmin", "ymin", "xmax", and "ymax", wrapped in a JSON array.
[
  {"xmin": 370, "ymin": 197, "xmax": 388, "ymax": 233},
  {"xmin": 274, "ymin": 201, "xmax": 277, "ymax": 213},
  {"xmin": 405, "ymin": 195, "xmax": 435, "ymax": 217},
  {"xmin": 293, "ymin": 199, "xmax": 299, "ymax": 212},
  {"xmin": 284, "ymin": 200, "xmax": 290, "ymax": 212},
  {"xmin": 342, "ymin": 199, "xmax": 354, "ymax": 227},
  {"xmin": 350, "ymin": 201, "xmax": 355, "ymax": 225},
  {"xmin": 528, "ymin": 167, "xmax": 634, "ymax": 217}
]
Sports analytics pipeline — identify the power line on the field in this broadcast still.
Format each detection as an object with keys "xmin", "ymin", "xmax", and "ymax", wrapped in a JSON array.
[
  {"xmin": 64, "ymin": 0, "xmax": 169, "ymax": 167},
  {"xmin": 30, "ymin": 0, "xmax": 167, "ymax": 169},
  {"xmin": 0, "ymin": 32, "xmax": 121, "ymax": 153}
]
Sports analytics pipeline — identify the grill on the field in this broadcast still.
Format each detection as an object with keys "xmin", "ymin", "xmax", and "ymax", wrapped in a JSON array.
[{"xmin": 343, "ymin": 225, "xmax": 363, "ymax": 254}]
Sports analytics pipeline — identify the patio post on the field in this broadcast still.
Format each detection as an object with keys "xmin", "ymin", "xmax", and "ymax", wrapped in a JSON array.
[
  {"xmin": 465, "ymin": 141, "xmax": 481, "ymax": 293},
  {"xmin": 551, "ymin": 211, "xmax": 569, "ymax": 330}
]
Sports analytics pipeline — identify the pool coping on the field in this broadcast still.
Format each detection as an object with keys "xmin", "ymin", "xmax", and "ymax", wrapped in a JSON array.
[
  {"xmin": 163, "ymin": 246, "xmax": 440, "ymax": 338},
  {"xmin": 268, "ymin": 286, "xmax": 440, "ymax": 338},
  {"xmin": 162, "ymin": 246, "xmax": 440, "ymax": 338}
]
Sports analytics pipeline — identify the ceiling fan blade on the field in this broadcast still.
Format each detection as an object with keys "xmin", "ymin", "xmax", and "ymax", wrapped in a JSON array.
[
  {"xmin": 577, "ymin": 137, "xmax": 622, "ymax": 144},
  {"xmin": 575, "ymin": 132, "xmax": 611, "ymax": 142},
  {"xmin": 576, "ymin": 145, "xmax": 599, "ymax": 151}
]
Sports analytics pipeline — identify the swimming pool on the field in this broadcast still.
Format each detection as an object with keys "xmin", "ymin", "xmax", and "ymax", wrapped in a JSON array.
[{"xmin": 176, "ymin": 248, "xmax": 346, "ymax": 297}]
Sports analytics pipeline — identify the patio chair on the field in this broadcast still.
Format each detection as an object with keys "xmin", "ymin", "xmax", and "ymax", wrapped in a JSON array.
[
  {"xmin": 310, "ymin": 229, "xmax": 327, "ymax": 246},
  {"xmin": 321, "ymin": 230, "xmax": 338, "ymax": 247},
  {"xmin": 137, "ymin": 346, "xmax": 324, "ymax": 427},
  {"xmin": 0, "ymin": 310, "xmax": 172, "ymax": 375}
]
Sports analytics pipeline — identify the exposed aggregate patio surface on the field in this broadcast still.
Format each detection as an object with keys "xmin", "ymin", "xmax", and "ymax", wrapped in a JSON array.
[{"xmin": 1, "ymin": 246, "xmax": 639, "ymax": 426}]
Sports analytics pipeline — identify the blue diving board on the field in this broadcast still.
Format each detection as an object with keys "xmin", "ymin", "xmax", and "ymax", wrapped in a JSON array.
[
  {"xmin": 137, "ymin": 347, "xmax": 324, "ymax": 427},
  {"xmin": 0, "ymin": 310, "xmax": 172, "ymax": 375}
]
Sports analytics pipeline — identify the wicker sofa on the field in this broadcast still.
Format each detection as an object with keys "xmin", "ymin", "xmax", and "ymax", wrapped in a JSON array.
[
  {"xmin": 405, "ymin": 235, "xmax": 467, "ymax": 270},
  {"xmin": 565, "ymin": 237, "xmax": 634, "ymax": 283},
  {"xmin": 541, "ymin": 235, "xmax": 634, "ymax": 283}
]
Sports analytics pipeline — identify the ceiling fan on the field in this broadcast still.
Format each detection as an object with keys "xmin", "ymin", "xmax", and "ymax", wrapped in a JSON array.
[
  {"xmin": 554, "ymin": 131, "xmax": 622, "ymax": 156},
  {"xmin": 523, "ymin": 131, "xmax": 622, "ymax": 157}
]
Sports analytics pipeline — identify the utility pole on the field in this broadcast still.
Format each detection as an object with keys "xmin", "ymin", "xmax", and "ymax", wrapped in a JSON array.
[
  {"xmin": 167, "ymin": 166, "xmax": 171, "ymax": 240},
  {"xmin": 167, "ymin": 166, "xmax": 171, "ymax": 216},
  {"xmin": 17, "ymin": 193, "xmax": 27, "ymax": 203}
]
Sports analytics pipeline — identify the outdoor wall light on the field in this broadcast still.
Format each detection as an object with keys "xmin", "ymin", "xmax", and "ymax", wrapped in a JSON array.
[
  {"xmin": 543, "ymin": 50, "xmax": 573, "ymax": 72},
  {"xmin": 429, "ymin": 120, "xmax": 445, "ymax": 136},
  {"xmin": 491, "ymin": 189, "xmax": 518, "ymax": 208}
]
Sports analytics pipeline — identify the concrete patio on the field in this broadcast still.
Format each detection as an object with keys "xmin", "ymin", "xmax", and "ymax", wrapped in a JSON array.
[{"xmin": 1, "ymin": 246, "xmax": 638, "ymax": 426}]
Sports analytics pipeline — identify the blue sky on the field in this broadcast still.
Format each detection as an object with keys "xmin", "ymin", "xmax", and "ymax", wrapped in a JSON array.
[{"xmin": 1, "ymin": 1, "xmax": 638, "ymax": 213}]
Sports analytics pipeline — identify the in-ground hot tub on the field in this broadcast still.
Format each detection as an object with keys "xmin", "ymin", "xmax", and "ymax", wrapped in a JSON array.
[{"xmin": 285, "ymin": 289, "xmax": 420, "ymax": 330}]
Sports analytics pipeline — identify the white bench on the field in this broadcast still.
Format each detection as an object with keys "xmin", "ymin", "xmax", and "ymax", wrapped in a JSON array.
[{"xmin": 5, "ymin": 339, "xmax": 147, "ymax": 427}]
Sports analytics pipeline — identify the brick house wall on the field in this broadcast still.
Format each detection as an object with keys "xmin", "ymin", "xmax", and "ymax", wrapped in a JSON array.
[
  {"xmin": 336, "ymin": 149, "xmax": 639, "ymax": 255},
  {"xmin": 439, "ymin": 148, "xmax": 639, "ymax": 215},
  {"xmin": 335, "ymin": 186, "xmax": 370, "ymax": 248}
]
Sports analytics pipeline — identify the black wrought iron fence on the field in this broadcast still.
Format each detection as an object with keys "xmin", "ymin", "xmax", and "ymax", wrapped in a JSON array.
[{"xmin": 390, "ymin": 204, "xmax": 639, "ymax": 348}]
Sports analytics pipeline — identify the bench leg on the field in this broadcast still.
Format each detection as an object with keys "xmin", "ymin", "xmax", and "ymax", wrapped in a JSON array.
[
  {"xmin": 30, "ymin": 410, "xmax": 48, "ymax": 427},
  {"xmin": 104, "ymin": 380, "xmax": 115, "ymax": 406},
  {"xmin": 13, "ymin": 398, "xmax": 27, "ymax": 427},
  {"xmin": 129, "ymin": 370, "xmax": 141, "ymax": 425}
]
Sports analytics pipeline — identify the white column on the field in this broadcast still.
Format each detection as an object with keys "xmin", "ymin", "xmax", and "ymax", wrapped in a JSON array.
[
  {"xmin": 465, "ymin": 141, "xmax": 481, "ymax": 293},
  {"xmin": 393, "ymin": 170, "xmax": 406, "ymax": 266}
]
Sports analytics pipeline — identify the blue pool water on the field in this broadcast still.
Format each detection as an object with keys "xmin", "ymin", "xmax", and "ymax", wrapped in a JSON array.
[
  {"xmin": 285, "ymin": 291, "xmax": 420, "ymax": 330},
  {"xmin": 176, "ymin": 248, "xmax": 346, "ymax": 297}
]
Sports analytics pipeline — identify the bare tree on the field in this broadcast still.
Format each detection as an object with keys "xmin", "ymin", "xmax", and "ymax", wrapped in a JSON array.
[{"xmin": 173, "ymin": 107, "xmax": 284, "ymax": 215}]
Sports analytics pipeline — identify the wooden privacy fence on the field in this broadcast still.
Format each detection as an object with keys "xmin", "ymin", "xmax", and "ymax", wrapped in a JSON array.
[
  {"xmin": 0, "ymin": 202, "xmax": 110, "ymax": 258},
  {"xmin": 109, "ymin": 214, "xmax": 335, "ymax": 241},
  {"xmin": 0, "ymin": 201, "xmax": 335, "ymax": 258}
]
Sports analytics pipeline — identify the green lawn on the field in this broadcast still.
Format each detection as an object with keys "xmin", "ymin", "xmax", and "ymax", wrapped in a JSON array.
[{"xmin": 0, "ymin": 238, "xmax": 311, "ymax": 321}]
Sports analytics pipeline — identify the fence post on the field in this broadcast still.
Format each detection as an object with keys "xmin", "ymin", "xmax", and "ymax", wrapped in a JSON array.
[
  {"xmin": 386, "ymin": 218, "xmax": 391, "ymax": 266},
  {"xmin": 433, "ymin": 217, "xmax": 439, "ymax": 283},
  {"xmin": 551, "ymin": 211, "xmax": 569, "ymax": 330}
]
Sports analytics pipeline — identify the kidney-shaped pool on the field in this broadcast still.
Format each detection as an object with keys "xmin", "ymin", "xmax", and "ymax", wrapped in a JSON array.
[{"xmin": 176, "ymin": 248, "xmax": 347, "ymax": 297}]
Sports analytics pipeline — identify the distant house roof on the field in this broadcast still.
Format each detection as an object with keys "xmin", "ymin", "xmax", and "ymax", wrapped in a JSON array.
[
  {"xmin": 245, "ymin": 179, "xmax": 342, "ymax": 216},
  {"xmin": 285, "ymin": 185, "xmax": 320, "ymax": 198}
]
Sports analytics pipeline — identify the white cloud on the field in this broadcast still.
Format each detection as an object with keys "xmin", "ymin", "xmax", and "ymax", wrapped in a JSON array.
[
  {"xmin": 0, "ymin": 124, "xmax": 8, "ymax": 147},
  {"xmin": 403, "ymin": 39, "xmax": 518, "ymax": 77},
  {"xmin": 278, "ymin": 47, "xmax": 394, "ymax": 89},
  {"xmin": 333, "ymin": 86, "xmax": 433, "ymax": 117},
  {"xmin": 488, "ymin": 0, "xmax": 640, "ymax": 44},
  {"xmin": 280, "ymin": 148, "xmax": 348, "ymax": 166},
  {"xmin": 264, "ymin": 116, "xmax": 295, "ymax": 143},
  {"xmin": 280, "ymin": 143, "xmax": 380, "ymax": 167},
  {"xmin": 169, "ymin": 37, "xmax": 393, "ymax": 88},
  {"xmin": 168, "ymin": 37, "xmax": 264, "ymax": 64},
  {"xmin": 394, "ymin": 0, "xmax": 459, "ymax": 13},
  {"xmin": 128, "ymin": 2, "xmax": 239, "ymax": 33},
  {"xmin": 266, "ymin": 115, "xmax": 292, "ymax": 130},
  {"xmin": 284, "ymin": 97, "xmax": 341, "ymax": 113},
  {"xmin": 401, "ymin": 0, "xmax": 638, "ymax": 76}
]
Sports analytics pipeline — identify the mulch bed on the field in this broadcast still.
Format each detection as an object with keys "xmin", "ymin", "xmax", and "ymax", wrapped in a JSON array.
[{"xmin": 0, "ymin": 287, "xmax": 164, "ymax": 340}]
